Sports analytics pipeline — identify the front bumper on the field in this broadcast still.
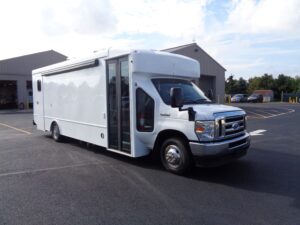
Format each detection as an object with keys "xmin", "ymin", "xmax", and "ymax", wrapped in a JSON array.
[{"xmin": 189, "ymin": 132, "xmax": 250, "ymax": 157}]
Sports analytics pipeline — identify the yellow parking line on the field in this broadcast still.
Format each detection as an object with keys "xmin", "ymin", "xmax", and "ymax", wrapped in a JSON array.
[{"xmin": 0, "ymin": 122, "xmax": 31, "ymax": 135}]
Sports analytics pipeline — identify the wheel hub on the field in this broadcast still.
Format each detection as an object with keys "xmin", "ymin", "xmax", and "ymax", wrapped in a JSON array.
[{"xmin": 165, "ymin": 145, "xmax": 181, "ymax": 166}]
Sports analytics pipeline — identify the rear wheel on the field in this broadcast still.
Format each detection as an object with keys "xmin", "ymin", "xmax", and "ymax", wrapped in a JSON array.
[
  {"xmin": 51, "ymin": 122, "xmax": 62, "ymax": 142},
  {"xmin": 160, "ymin": 137, "xmax": 192, "ymax": 175}
]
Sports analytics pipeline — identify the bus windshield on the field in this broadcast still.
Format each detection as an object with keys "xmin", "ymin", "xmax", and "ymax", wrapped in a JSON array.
[{"xmin": 152, "ymin": 78, "xmax": 211, "ymax": 105}]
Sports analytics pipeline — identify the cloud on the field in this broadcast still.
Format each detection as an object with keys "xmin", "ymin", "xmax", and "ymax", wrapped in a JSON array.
[
  {"xmin": 190, "ymin": 0, "xmax": 300, "ymax": 78},
  {"xmin": 226, "ymin": 0, "xmax": 300, "ymax": 35},
  {"xmin": 40, "ymin": 0, "xmax": 117, "ymax": 35},
  {"xmin": 0, "ymin": 0, "xmax": 209, "ymax": 59},
  {"xmin": 0, "ymin": 0, "xmax": 299, "ymax": 77},
  {"xmin": 110, "ymin": 0, "xmax": 207, "ymax": 38}
]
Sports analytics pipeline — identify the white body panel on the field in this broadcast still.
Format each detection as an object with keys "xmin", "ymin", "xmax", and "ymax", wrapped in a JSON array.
[
  {"xmin": 33, "ymin": 49, "xmax": 246, "ymax": 160},
  {"xmin": 44, "ymin": 65, "xmax": 107, "ymax": 147},
  {"xmin": 131, "ymin": 50, "xmax": 199, "ymax": 78},
  {"xmin": 33, "ymin": 74, "xmax": 45, "ymax": 130}
]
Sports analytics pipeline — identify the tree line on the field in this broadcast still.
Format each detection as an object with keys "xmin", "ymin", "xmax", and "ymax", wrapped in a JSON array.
[{"xmin": 225, "ymin": 74, "xmax": 300, "ymax": 100}]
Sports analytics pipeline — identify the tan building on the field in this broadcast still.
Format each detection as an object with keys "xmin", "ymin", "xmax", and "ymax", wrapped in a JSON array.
[
  {"xmin": 0, "ymin": 50, "xmax": 66, "ymax": 109},
  {"xmin": 163, "ymin": 43, "xmax": 226, "ymax": 103}
]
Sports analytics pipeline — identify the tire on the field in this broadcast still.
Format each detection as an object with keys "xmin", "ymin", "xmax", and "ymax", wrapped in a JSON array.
[
  {"xmin": 160, "ymin": 137, "xmax": 192, "ymax": 175},
  {"xmin": 51, "ymin": 122, "xmax": 62, "ymax": 142}
]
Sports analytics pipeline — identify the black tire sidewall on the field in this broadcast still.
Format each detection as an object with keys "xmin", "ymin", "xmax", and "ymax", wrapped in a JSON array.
[
  {"xmin": 51, "ymin": 123, "xmax": 61, "ymax": 142},
  {"xmin": 160, "ymin": 138, "xmax": 191, "ymax": 174}
]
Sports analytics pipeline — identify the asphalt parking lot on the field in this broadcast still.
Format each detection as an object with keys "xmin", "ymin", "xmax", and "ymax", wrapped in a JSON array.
[{"xmin": 0, "ymin": 103, "xmax": 300, "ymax": 225}]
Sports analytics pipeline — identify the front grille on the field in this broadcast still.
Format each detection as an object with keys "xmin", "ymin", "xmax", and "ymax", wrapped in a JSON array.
[
  {"xmin": 215, "ymin": 112, "xmax": 246, "ymax": 140},
  {"xmin": 229, "ymin": 138, "xmax": 247, "ymax": 149},
  {"xmin": 225, "ymin": 116, "xmax": 245, "ymax": 135}
]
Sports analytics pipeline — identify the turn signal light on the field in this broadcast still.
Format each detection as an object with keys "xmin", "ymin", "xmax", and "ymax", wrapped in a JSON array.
[{"xmin": 195, "ymin": 126, "xmax": 205, "ymax": 133}]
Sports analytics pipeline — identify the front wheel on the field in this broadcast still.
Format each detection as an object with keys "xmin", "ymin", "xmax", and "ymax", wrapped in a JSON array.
[{"xmin": 160, "ymin": 137, "xmax": 192, "ymax": 175}]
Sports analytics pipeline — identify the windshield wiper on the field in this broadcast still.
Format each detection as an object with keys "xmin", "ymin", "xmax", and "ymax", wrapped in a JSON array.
[{"xmin": 184, "ymin": 98, "xmax": 210, "ymax": 104}]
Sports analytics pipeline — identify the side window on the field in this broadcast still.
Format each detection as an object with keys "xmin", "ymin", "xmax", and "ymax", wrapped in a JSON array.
[
  {"xmin": 136, "ymin": 88, "xmax": 154, "ymax": 132},
  {"xmin": 37, "ymin": 80, "xmax": 42, "ymax": 92}
]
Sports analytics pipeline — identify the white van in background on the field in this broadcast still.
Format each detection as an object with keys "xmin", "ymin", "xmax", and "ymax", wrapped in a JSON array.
[{"xmin": 32, "ymin": 50, "xmax": 250, "ymax": 174}]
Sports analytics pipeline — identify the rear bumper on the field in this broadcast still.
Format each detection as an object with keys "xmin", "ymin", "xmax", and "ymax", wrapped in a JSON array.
[{"xmin": 189, "ymin": 132, "xmax": 250, "ymax": 157}]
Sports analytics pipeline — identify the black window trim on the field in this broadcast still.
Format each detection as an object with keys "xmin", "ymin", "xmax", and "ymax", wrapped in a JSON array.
[
  {"xmin": 37, "ymin": 80, "xmax": 42, "ymax": 92},
  {"xmin": 136, "ymin": 87, "xmax": 155, "ymax": 132}
]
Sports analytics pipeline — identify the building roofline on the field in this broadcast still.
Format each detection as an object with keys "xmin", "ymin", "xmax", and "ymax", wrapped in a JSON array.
[
  {"xmin": 161, "ymin": 43, "xmax": 196, "ymax": 52},
  {"xmin": 162, "ymin": 42, "xmax": 226, "ymax": 71},
  {"xmin": 0, "ymin": 50, "xmax": 67, "ymax": 62}
]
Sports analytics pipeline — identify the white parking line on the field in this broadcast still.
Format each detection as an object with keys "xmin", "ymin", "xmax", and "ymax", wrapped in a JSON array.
[
  {"xmin": 246, "ymin": 110, "xmax": 267, "ymax": 118},
  {"xmin": 264, "ymin": 109, "xmax": 295, "ymax": 118},
  {"xmin": 267, "ymin": 109, "xmax": 282, "ymax": 114},
  {"xmin": 246, "ymin": 108, "xmax": 295, "ymax": 119},
  {"xmin": 250, "ymin": 129, "xmax": 267, "ymax": 136},
  {"xmin": 255, "ymin": 110, "xmax": 277, "ymax": 117},
  {"xmin": 0, "ymin": 162, "xmax": 102, "ymax": 178},
  {"xmin": 0, "ymin": 122, "xmax": 32, "ymax": 135}
]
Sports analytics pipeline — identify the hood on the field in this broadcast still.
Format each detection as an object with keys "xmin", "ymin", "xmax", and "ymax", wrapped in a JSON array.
[{"xmin": 189, "ymin": 104, "xmax": 244, "ymax": 120}]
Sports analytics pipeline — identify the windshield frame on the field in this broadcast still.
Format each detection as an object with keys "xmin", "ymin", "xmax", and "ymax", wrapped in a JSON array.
[{"xmin": 151, "ymin": 78, "xmax": 211, "ymax": 105}]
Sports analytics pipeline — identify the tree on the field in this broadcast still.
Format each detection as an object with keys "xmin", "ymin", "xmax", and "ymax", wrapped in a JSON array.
[
  {"xmin": 293, "ymin": 76, "xmax": 300, "ymax": 92},
  {"xmin": 225, "ymin": 75, "xmax": 238, "ymax": 94},
  {"xmin": 259, "ymin": 74, "xmax": 274, "ymax": 90},
  {"xmin": 248, "ymin": 77, "xmax": 260, "ymax": 94},
  {"xmin": 273, "ymin": 74, "xmax": 294, "ymax": 99},
  {"xmin": 237, "ymin": 77, "xmax": 248, "ymax": 93},
  {"xmin": 226, "ymin": 74, "xmax": 299, "ymax": 100},
  {"xmin": 248, "ymin": 74, "xmax": 274, "ymax": 94}
]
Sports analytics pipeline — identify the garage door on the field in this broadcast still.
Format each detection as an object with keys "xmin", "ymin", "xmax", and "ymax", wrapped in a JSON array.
[
  {"xmin": 199, "ymin": 75, "xmax": 215, "ymax": 101},
  {"xmin": 0, "ymin": 80, "xmax": 17, "ymax": 109}
]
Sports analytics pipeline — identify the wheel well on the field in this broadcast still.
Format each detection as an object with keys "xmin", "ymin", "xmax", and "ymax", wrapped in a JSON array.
[{"xmin": 153, "ymin": 130, "xmax": 190, "ymax": 156}]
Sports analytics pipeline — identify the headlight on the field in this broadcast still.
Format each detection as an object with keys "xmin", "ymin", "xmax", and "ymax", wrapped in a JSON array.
[{"xmin": 195, "ymin": 121, "xmax": 215, "ymax": 141}]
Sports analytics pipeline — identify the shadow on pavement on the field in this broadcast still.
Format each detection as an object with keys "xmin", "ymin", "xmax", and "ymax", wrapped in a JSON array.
[
  {"xmin": 46, "ymin": 135, "xmax": 300, "ymax": 210},
  {"xmin": 188, "ymin": 148, "xmax": 300, "ymax": 209}
]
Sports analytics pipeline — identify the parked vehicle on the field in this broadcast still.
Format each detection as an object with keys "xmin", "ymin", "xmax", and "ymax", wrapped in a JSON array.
[
  {"xmin": 247, "ymin": 94, "xmax": 263, "ymax": 103},
  {"xmin": 253, "ymin": 90, "xmax": 274, "ymax": 102},
  {"xmin": 231, "ymin": 94, "xmax": 248, "ymax": 103},
  {"xmin": 32, "ymin": 50, "xmax": 250, "ymax": 174}
]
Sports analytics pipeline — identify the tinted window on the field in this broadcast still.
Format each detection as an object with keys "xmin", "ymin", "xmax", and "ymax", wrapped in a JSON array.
[
  {"xmin": 152, "ymin": 79, "xmax": 210, "ymax": 105},
  {"xmin": 107, "ymin": 62, "xmax": 118, "ymax": 149},
  {"xmin": 136, "ymin": 88, "xmax": 154, "ymax": 132},
  {"xmin": 120, "ymin": 60, "xmax": 130, "ymax": 151},
  {"xmin": 37, "ymin": 80, "xmax": 41, "ymax": 92}
]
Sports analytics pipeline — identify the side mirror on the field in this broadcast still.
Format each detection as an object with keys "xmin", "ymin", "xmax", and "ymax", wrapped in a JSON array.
[{"xmin": 170, "ymin": 87, "xmax": 183, "ymax": 108}]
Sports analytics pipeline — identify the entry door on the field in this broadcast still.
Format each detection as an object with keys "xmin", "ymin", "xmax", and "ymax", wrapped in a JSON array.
[
  {"xmin": 33, "ymin": 75, "xmax": 45, "ymax": 130},
  {"xmin": 107, "ymin": 57, "xmax": 131, "ymax": 153}
]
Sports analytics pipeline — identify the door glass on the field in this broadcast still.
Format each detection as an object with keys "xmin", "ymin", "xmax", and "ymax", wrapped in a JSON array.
[
  {"xmin": 120, "ymin": 60, "xmax": 130, "ymax": 152},
  {"xmin": 108, "ymin": 63, "xmax": 118, "ymax": 149},
  {"xmin": 136, "ymin": 88, "xmax": 154, "ymax": 132}
]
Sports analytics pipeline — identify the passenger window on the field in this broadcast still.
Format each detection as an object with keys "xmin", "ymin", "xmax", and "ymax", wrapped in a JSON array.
[
  {"xmin": 37, "ymin": 80, "xmax": 41, "ymax": 92},
  {"xmin": 136, "ymin": 88, "xmax": 154, "ymax": 132}
]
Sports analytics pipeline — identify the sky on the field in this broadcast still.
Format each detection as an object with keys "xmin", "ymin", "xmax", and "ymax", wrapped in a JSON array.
[{"xmin": 0, "ymin": 0, "xmax": 299, "ymax": 79}]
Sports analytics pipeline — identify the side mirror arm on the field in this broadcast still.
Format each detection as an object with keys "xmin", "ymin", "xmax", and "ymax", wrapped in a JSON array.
[{"xmin": 179, "ymin": 107, "xmax": 196, "ymax": 121}]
